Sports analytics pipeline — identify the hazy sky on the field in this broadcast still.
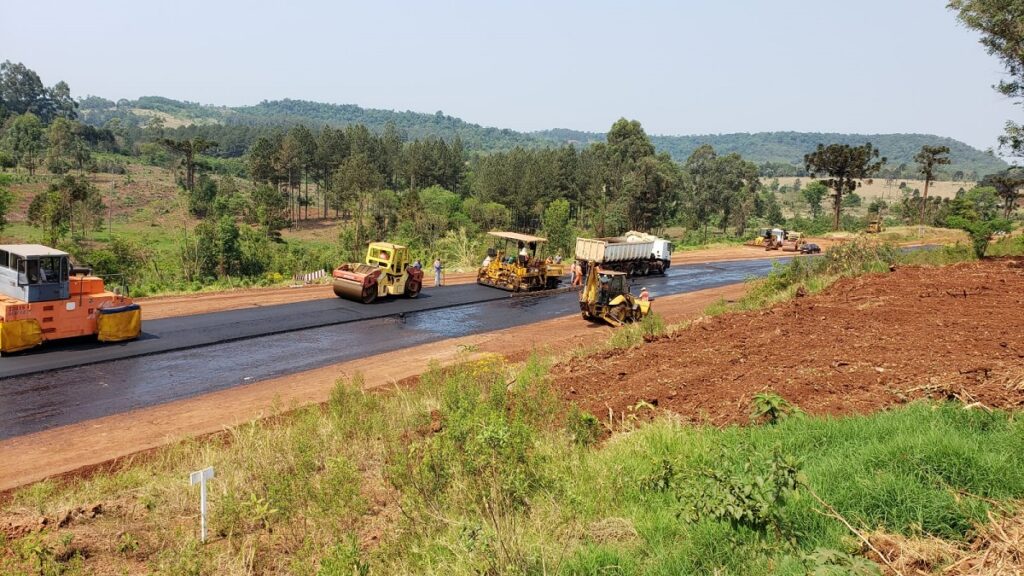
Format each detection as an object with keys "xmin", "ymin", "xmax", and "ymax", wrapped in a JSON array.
[{"xmin": 2, "ymin": 0, "xmax": 1017, "ymax": 149}]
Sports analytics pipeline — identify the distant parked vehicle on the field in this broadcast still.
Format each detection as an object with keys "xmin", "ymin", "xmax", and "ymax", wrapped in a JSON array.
[{"xmin": 800, "ymin": 243, "xmax": 822, "ymax": 254}]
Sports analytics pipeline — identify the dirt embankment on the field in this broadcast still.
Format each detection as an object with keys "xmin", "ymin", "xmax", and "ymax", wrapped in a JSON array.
[{"xmin": 554, "ymin": 259, "xmax": 1024, "ymax": 426}]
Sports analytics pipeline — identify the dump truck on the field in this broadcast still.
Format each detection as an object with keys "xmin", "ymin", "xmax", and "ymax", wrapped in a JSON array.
[
  {"xmin": 477, "ymin": 231, "xmax": 564, "ymax": 292},
  {"xmin": 0, "ymin": 244, "xmax": 141, "ymax": 354},
  {"xmin": 579, "ymin": 262, "xmax": 650, "ymax": 326},
  {"xmin": 332, "ymin": 242, "xmax": 424, "ymax": 303},
  {"xmin": 574, "ymin": 231, "xmax": 671, "ymax": 276}
]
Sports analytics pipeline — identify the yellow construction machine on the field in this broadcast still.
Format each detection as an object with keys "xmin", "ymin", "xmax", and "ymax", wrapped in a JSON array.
[
  {"xmin": 746, "ymin": 229, "xmax": 769, "ymax": 247},
  {"xmin": 477, "ymin": 231, "xmax": 564, "ymax": 292},
  {"xmin": 579, "ymin": 263, "xmax": 650, "ymax": 326},
  {"xmin": 332, "ymin": 242, "xmax": 424, "ymax": 303},
  {"xmin": 866, "ymin": 218, "xmax": 883, "ymax": 234},
  {"xmin": 781, "ymin": 231, "xmax": 805, "ymax": 252}
]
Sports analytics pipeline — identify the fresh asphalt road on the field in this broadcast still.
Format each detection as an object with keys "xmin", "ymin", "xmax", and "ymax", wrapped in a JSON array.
[
  {"xmin": 0, "ymin": 257, "xmax": 789, "ymax": 439},
  {"xmin": 0, "ymin": 281, "xmax": 515, "ymax": 380}
]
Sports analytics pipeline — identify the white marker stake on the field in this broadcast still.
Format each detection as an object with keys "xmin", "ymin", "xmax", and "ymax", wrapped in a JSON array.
[{"xmin": 189, "ymin": 466, "xmax": 215, "ymax": 542}]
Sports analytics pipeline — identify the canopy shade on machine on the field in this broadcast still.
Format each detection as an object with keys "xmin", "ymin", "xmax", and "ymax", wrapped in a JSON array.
[{"xmin": 486, "ymin": 231, "xmax": 548, "ymax": 244}]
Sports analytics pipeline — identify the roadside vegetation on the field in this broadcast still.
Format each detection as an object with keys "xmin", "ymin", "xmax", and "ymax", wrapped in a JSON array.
[
  {"xmin": 702, "ymin": 238, "xmax": 977, "ymax": 318},
  {"xmin": 1, "ymin": 348, "xmax": 1021, "ymax": 575}
]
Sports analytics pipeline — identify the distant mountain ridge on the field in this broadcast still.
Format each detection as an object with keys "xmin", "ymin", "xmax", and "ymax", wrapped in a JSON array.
[{"xmin": 79, "ymin": 96, "xmax": 1008, "ymax": 176}]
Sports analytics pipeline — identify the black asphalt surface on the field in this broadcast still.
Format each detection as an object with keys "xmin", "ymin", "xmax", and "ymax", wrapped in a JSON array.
[
  {"xmin": 0, "ymin": 257, "xmax": 789, "ymax": 439},
  {"xmin": 0, "ymin": 282, "xmax": 514, "ymax": 380}
]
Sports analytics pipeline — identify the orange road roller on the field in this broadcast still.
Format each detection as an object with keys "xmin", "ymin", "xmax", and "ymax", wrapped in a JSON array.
[{"xmin": 0, "ymin": 244, "xmax": 141, "ymax": 354}]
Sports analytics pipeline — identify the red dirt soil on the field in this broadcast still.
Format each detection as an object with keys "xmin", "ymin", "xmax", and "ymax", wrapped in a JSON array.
[{"xmin": 554, "ymin": 259, "xmax": 1024, "ymax": 426}]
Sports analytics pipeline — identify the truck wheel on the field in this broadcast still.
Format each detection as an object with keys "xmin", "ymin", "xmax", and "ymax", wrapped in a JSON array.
[
  {"xmin": 406, "ymin": 279, "xmax": 421, "ymax": 298},
  {"xmin": 362, "ymin": 283, "xmax": 378, "ymax": 304}
]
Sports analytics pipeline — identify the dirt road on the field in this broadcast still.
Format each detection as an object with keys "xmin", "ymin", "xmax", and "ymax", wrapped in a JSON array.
[
  {"xmin": 0, "ymin": 284, "xmax": 746, "ymax": 492},
  {"xmin": 555, "ymin": 259, "xmax": 1024, "ymax": 426}
]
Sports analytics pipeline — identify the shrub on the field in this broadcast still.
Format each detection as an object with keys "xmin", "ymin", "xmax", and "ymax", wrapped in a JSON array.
[
  {"xmin": 750, "ymin": 392, "xmax": 802, "ymax": 424},
  {"xmin": 566, "ymin": 405, "xmax": 602, "ymax": 446},
  {"xmin": 679, "ymin": 445, "xmax": 802, "ymax": 534}
]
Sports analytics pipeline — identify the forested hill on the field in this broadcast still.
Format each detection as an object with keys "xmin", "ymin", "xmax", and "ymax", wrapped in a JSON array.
[
  {"xmin": 532, "ymin": 129, "xmax": 1007, "ymax": 178},
  {"xmin": 80, "ymin": 96, "xmax": 1007, "ymax": 176}
]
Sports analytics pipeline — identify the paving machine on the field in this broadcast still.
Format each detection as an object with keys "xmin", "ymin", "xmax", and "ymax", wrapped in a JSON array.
[
  {"xmin": 477, "ymin": 231, "xmax": 564, "ymax": 292},
  {"xmin": 333, "ymin": 242, "xmax": 423, "ymax": 304},
  {"xmin": 579, "ymin": 262, "xmax": 650, "ymax": 326},
  {"xmin": 0, "ymin": 244, "xmax": 141, "ymax": 354}
]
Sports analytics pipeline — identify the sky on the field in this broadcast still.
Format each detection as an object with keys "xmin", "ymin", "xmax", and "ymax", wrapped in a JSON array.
[{"xmin": 1, "ymin": 0, "xmax": 1018, "ymax": 150}]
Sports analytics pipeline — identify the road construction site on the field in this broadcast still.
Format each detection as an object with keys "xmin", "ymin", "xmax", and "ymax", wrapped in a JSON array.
[{"xmin": 0, "ymin": 256, "xmax": 788, "ymax": 441}]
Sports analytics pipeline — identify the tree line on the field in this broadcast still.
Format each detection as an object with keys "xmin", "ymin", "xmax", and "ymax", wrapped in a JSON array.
[{"xmin": 3, "ymin": 59, "xmax": 1022, "ymax": 292}]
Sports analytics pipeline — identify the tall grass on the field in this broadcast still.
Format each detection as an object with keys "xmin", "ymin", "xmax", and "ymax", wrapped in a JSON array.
[
  {"xmin": 2, "ymin": 356, "xmax": 1022, "ymax": 576},
  {"xmin": 987, "ymin": 232, "xmax": 1024, "ymax": 257}
]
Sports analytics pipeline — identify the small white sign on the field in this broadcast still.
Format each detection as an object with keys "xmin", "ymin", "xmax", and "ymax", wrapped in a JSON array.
[
  {"xmin": 189, "ymin": 467, "xmax": 214, "ymax": 485},
  {"xmin": 189, "ymin": 466, "xmax": 215, "ymax": 542},
  {"xmin": 66, "ymin": 302, "xmax": 76, "ymax": 311}
]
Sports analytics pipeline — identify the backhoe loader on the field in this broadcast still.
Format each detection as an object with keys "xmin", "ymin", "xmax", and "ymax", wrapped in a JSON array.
[{"xmin": 579, "ymin": 262, "xmax": 650, "ymax": 326}]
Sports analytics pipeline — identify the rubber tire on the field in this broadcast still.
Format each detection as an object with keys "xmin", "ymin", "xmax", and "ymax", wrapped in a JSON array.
[
  {"xmin": 608, "ymin": 304, "xmax": 628, "ymax": 325},
  {"xmin": 362, "ymin": 283, "xmax": 378, "ymax": 304},
  {"xmin": 406, "ymin": 279, "xmax": 421, "ymax": 298}
]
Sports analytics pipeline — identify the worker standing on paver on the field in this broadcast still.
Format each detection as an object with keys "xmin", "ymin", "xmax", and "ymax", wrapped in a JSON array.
[
  {"xmin": 640, "ymin": 286, "xmax": 650, "ymax": 301},
  {"xmin": 433, "ymin": 257, "xmax": 443, "ymax": 287}
]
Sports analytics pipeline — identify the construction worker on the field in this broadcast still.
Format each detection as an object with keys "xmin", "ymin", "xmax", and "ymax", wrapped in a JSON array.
[
  {"xmin": 482, "ymin": 254, "xmax": 492, "ymax": 267},
  {"xmin": 640, "ymin": 286, "xmax": 650, "ymax": 301},
  {"xmin": 433, "ymin": 258, "xmax": 443, "ymax": 287}
]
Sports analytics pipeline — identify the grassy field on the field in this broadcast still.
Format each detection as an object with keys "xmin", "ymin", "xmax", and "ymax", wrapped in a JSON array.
[
  {"xmin": 0, "ymin": 162, "xmax": 353, "ymax": 296},
  {"xmin": 768, "ymin": 176, "xmax": 972, "ymax": 201}
]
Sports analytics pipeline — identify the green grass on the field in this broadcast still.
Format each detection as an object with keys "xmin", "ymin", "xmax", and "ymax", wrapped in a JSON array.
[
  {"xmin": 1, "ymin": 355, "xmax": 1021, "ymax": 576},
  {"xmin": 988, "ymin": 232, "xmax": 1024, "ymax": 257}
]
